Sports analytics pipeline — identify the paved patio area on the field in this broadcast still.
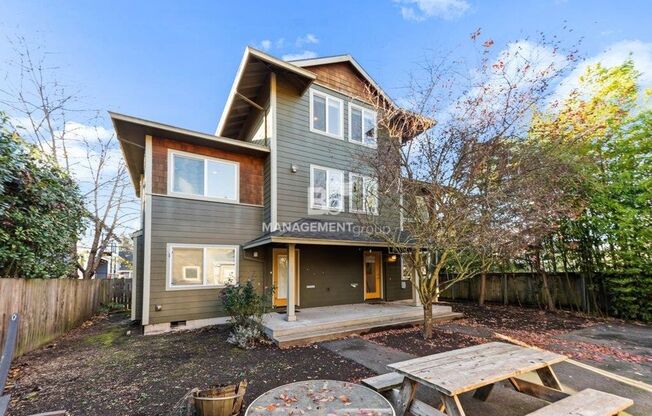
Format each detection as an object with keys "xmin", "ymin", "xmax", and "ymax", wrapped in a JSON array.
[{"xmin": 262, "ymin": 302, "xmax": 462, "ymax": 347}]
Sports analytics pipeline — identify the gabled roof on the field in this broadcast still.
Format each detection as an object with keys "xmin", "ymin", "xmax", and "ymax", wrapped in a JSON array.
[
  {"xmin": 217, "ymin": 47, "xmax": 435, "ymax": 141},
  {"xmin": 216, "ymin": 47, "xmax": 317, "ymax": 138},
  {"xmin": 288, "ymin": 54, "xmax": 397, "ymax": 108}
]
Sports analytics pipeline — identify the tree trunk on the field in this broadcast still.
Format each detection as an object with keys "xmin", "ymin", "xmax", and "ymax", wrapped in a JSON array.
[
  {"xmin": 479, "ymin": 272, "xmax": 487, "ymax": 306},
  {"xmin": 534, "ymin": 250, "xmax": 555, "ymax": 311},
  {"xmin": 422, "ymin": 301, "xmax": 433, "ymax": 339},
  {"xmin": 540, "ymin": 271, "xmax": 556, "ymax": 311}
]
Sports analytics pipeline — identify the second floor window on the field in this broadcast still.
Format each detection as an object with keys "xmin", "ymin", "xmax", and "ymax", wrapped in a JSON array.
[
  {"xmin": 170, "ymin": 151, "xmax": 239, "ymax": 202},
  {"xmin": 310, "ymin": 89, "xmax": 343, "ymax": 138},
  {"xmin": 349, "ymin": 104, "xmax": 377, "ymax": 147},
  {"xmin": 311, "ymin": 165, "xmax": 344, "ymax": 211},
  {"xmin": 350, "ymin": 173, "xmax": 379, "ymax": 215}
]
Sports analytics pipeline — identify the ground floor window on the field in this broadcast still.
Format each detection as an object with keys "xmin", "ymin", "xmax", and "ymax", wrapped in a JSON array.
[{"xmin": 167, "ymin": 244, "xmax": 238, "ymax": 289}]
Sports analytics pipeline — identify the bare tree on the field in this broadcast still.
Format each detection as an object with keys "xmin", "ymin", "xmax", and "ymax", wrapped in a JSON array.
[
  {"xmin": 359, "ymin": 31, "xmax": 583, "ymax": 337},
  {"xmin": 0, "ymin": 37, "xmax": 138, "ymax": 279}
]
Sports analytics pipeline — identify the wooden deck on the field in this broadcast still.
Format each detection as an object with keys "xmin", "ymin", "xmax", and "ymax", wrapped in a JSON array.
[{"xmin": 262, "ymin": 302, "xmax": 462, "ymax": 347}]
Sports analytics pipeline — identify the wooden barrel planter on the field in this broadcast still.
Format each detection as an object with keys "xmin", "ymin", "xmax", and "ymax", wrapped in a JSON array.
[{"xmin": 193, "ymin": 381, "xmax": 248, "ymax": 416}]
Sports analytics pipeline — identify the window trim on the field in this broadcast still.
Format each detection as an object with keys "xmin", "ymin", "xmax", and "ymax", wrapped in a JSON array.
[
  {"xmin": 168, "ymin": 149, "xmax": 240, "ymax": 204},
  {"xmin": 309, "ymin": 164, "xmax": 345, "ymax": 212},
  {"xmin": 400, "ymin": 254, "xmax": 413, "ymax": 281},
  {"xmin": 349, "ymin": 173, "xmax": 379, "ymax": 215},
  {"xmin": 166, "ymin": 243, "xmax": 239, "ymax": 291},
  {"xmin": 309, "ymin": 88, "xmax": 344, "ymax": 139},
  {"xmin": 348, "ymin": 103, "xmax": 377, "ymax": 148}
]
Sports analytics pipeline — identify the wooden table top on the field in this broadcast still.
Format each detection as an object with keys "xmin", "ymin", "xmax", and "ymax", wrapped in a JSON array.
[
  {"xmin": 388, "ymin": 342, "xmax": 567, "ymax": 396},
  {"xmin": 245, "ymin": 379, "xmax": 396, "ymax": 416}
]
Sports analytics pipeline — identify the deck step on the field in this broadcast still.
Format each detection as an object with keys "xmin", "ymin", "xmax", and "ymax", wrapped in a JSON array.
[
  {"xmin": 266, "ymin": 305, "xmax": 455, "ymax": 338},
  {"xmin": 525, "ymin": 388, "xmax": 633, "ymax": 416},
  {"xmin": 273, "ymin": 312, "xmax": 462, "ymax": 347}
]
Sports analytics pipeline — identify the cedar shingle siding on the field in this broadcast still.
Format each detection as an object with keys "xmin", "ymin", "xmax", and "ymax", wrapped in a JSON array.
[{"xmin": 151, "ymin": 136, "xmax": 264, "ymax": 205}]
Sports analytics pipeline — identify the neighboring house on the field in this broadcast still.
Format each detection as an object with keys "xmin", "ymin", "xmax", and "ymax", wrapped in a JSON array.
[{"xmin": 111, "ymin": 47, "xmax": 431, "ymax": 334}]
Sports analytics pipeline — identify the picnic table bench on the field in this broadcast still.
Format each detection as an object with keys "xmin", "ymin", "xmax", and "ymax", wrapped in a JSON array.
[{"xmin": 362, "ymin": 341, "xmax": 633, "ymax": 416}]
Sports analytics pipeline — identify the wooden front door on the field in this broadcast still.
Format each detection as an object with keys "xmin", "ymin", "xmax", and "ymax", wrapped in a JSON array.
[
  {"xmin": 363, "ymin": 251, "xmax": 382, "ymax": 300},
  {"xmin": 272, "ymin": 248, "xmax": 299, "ymax": 307}
]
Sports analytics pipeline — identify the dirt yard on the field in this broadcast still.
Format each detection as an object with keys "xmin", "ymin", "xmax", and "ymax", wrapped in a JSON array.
[
  {"xmin": 364, "ymin": 302, "xmax": 651, "ymax": 370},
  {"xmin": 5, "ymin": 303, "xmax": 650, "ymax": 415},
  {"xmin": 5, "ymin": 313, "xmax": 373, "ymax": 416}
]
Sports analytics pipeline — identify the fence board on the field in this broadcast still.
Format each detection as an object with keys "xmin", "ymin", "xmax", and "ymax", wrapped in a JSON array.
[
  {"xmin": 441, "ymin": 272, "xmax": 587, "ymax": 310},
  {"xmin": 0, "ymin": 278, "xmax": 132, "ymax": 357}
]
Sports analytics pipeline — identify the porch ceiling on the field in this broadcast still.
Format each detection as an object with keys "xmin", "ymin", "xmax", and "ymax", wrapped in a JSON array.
[{"xmin": 242, "ymin": 218, "xmax": 412, "ymax": 250}]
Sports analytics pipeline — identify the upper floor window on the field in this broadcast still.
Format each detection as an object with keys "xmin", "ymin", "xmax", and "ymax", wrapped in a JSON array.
[
  {"xmin": 310, "ymin": 89, "xmax": 343, "ymax": 139},
  {"xmin": 310, "ymin": 165, "xmax": 344, "ymax": 211},
  {"xmin": 349, "ymin": 104, "xmax": 377, "ymax": 147},
  {"xmin": 169, "ymin": 150, "xmax": 239, "ymax": 203},
  {"xmin": 167, "ymin": 244, "xmax": 238, "ymax": 290},
  {"xmin": 349, "ymin": 173, "xmax": 379, "ymax": 215}
]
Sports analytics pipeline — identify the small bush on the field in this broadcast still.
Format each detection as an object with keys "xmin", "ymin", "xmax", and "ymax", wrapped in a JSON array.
[
  {"xmin": 220, "ymin": 281, "xmax": 271, "ymax": 348},
  {"xmin": 227, "ymin": 325, "xmax": 264, "ymax": 349}
]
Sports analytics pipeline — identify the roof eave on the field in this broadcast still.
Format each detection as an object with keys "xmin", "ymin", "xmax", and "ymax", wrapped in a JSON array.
[{"xmin": 215, "ymin": 46, "xmax": 317, "ymax": 136}]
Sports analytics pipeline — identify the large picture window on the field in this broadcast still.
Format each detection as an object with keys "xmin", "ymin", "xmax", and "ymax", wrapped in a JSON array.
[
  {"xmin": 169, "ymin": 151, "xmax": 239, "ymax": 202},
  {"xmin": 310, "ymin": 165, "xmax": 344, "ymax": 211},
  {"xmin": 349, "ymin": 173, "xmax": 379, "ymax": 215},
  {"xmin": 167, "ymin": 244, "xmax": 238, "ymax": 289},
  {"xmin": 349, "ymin": 104, "xmax": 377, "ymax": 147},
  {"xmin": 310, "ymin": 89, "xmax": 343, "ymax": 138}
]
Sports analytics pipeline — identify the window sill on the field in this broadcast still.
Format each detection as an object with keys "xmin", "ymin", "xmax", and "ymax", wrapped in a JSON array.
[
  {"xmin": 311, "ymin": 205, "xmax": 345, "ymax": 213},
  {"xmin": 166, "ymin": 285, "xmax": 231, "ymax": 291},
  {"xmin": 168, "ymin": 191, "xmax": 240, "ymax": 205},
  {"xmin": 348, "ymin": 138, "xmax": 378, "ymax": 148},
  {"xmin": 310, "ymin": 126, "xmax": 344, "ymax": 140}
]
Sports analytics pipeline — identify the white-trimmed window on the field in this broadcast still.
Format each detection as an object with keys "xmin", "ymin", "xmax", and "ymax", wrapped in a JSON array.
[
  {"xmin": 349, "ymin": 104, "xmax": 377, "ymax": 147},
  {"xmin": 310, "ymin": 165, "xmax": 344, "ymax": 211},
  {"xmin": 169, "ymin": 150, "xmax": 239, "ymax": 203},
  {"xmin": 349, "ymin": 173, "xmax": 379, "ymax": 215},
  {"xmin": 310, "ymin": 89, "xmax": 343, "ymax": 138},
  {"xmin": 167, "ymin": 244, "xmax": 238, "ymax": 289}
]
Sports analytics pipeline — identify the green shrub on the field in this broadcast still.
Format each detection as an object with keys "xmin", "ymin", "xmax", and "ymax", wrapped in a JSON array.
[
  {"xmin": 220, "ymin": 281, "xmax": 269, "ymax": 327},
  {"xmin": 220, "ymin": 281, "xmax": 271, "ymax": 348},
  {"xmin": 0, "ymin": 113, "xmax": 86, "ymax": 278}
]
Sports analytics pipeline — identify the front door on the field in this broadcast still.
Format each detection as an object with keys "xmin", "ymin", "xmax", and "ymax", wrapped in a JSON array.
[
  {"xmin": 272, "ymin": 248, "xmax": 299, "ymax": 307},
  {"xmin": 363, "ymin": 251, "xmax": 382, "ymax": 300}
]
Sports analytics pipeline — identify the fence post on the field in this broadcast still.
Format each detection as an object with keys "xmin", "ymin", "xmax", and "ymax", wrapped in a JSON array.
[{"xmin": 502, "ymin": 274, "xmax": 508, "ymax": 305}]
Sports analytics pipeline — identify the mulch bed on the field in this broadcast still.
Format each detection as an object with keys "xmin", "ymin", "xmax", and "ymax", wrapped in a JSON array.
[
  {"xmin": 364, "ymin": 302, "xmax": 649, "ymax": 365},
  {"xmin": 5, "ymin": 313, "xmax": 373, "ymax": 416}
]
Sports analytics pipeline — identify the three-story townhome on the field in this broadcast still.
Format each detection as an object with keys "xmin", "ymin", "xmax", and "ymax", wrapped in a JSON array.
[{"xmin": 112, "ymin": 47, "xmax": 456, "ymax": 341}]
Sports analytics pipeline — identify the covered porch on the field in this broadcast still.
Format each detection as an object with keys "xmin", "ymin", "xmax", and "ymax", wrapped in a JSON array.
[
  {"xmin": 244, "ymin": 218, "xmax": 419, "ymax": 323},
  {"xmin": 262, "ymin": 301, "xmax": 462, "ymax": 347}
]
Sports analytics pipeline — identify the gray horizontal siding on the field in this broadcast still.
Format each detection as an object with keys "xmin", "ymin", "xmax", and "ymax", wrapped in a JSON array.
[
  {"xmin": 384, "ymin": 256, "xmax": 412, "ymax": 301},
  {"xmin": 148, "ymin": 195, "xmax": 265, "ymax": 324},
  {"xmin": 275, "ymin": 81, "xmax": 399, "ymax": 227}
]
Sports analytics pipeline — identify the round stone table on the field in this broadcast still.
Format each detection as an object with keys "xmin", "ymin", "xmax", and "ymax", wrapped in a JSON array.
[{"xmin": 245, "ymin": 379, "xmax": 395, "ymax": 416}]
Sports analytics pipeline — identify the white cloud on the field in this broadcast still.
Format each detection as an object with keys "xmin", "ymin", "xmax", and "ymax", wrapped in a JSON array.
[
  {"xmin": 282, "ymin": 50, "xmax": 318, "ymax": 61},
  {"xmin": 259, "ymin": 39, "xmax": 272, "ymax": 51},
  {"xmin": 396, "ymin": 0, "xmax": 470, "ymax": 21},
  {"xmin": 296, "ymin": 33, "xmax": 319, "ymax": 47},
  {"xmin": 554, "ymin": 40, "xmax": 652, "ymax": 102}
]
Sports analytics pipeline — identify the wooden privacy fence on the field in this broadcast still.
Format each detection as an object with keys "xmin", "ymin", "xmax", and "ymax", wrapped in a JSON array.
[
  {"xmin": 440, "ymin": 272, "xmax": 589, "ymax": 310},
  {"xmin": 0, "ymin": 278, "xmax": 132, "ymax": 357}
]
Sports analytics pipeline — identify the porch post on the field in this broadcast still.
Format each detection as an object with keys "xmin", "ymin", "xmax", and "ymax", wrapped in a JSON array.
[{"xmin": 287, "ymin": 243, "xmax": 297, "ymax": 321}]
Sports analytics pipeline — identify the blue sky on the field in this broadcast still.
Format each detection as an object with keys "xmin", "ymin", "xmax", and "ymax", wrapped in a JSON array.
[{"xmin": 1, "ymin": 0, "xmax": 651, "ymax": 133}]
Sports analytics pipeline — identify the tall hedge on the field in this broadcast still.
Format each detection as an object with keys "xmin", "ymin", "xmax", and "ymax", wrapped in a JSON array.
[{"xmin": 0, "ymin": 114, "xmax": 86, "ymax": 278}]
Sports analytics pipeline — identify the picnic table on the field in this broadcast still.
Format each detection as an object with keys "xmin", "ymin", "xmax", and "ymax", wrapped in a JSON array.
[
  {"xmin": 245, "ymin": 379, "xmax": 395, "ymax": 415},
  {"xmin": 384, "ymin": 341, "xmax": 633, "ymax": 416},
  {"xmin": 388, "ymin": 342, "xmax": 567, "ymax": 416}
]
